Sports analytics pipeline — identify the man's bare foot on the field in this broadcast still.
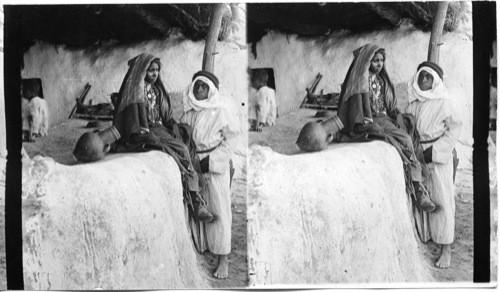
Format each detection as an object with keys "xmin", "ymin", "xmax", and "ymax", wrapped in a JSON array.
[
  {"xmin": 213, "ymin": 254, "xmax": 229, "ymax": 279},
  {"xmin": 435, "ymin": 244, "xmax": 451, "ymax": 269}
]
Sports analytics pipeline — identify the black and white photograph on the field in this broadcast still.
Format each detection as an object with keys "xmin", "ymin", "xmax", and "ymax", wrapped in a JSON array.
[
  {"xmin": 2, "ymin": 3, "xmax": 248, "ymax": 289},
  {"xmin": 247, "ymin": 1, "xmax": 495, "ymax": 287},
  {"xmin": 0, "ymin": 0, "xmax": 497, "ymax": 290}
]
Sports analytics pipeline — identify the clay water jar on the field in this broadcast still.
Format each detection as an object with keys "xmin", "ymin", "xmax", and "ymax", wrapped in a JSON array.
[
  {"xmin": 296, "ymin": 115, "xmax": 343, "ymax": 152},
  {"xmin": 73, "ymin": 125, "xmax": 121, "ymax": 162}
]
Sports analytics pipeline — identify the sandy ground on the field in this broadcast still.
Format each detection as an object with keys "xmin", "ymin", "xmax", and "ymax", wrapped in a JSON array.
[
  {"xmin": 248, "ymin": 108, "xmax": 488, "ymax": 284},
  {"xmin": 1, "ymin": 118, "xmax": 247, "ymax": 289}
]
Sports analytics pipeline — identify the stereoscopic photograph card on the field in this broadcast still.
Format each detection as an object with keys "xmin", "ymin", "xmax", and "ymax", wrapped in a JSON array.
[{"xmin": 0, "ymin": 1, "xmax": 496, "ymax": 290}]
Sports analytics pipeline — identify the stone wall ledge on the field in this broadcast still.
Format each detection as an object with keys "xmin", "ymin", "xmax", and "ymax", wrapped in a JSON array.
[
  {"xmin": 22, "ymin": 151, "xmax": 208, "ymax": 289},
  {"xmin": 248, "ymin": 141, "xmax": 432, "ymax": 285}
]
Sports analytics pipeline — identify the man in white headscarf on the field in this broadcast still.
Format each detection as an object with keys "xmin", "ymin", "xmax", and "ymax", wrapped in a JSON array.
[
  {"xmin": 181, "ymin": 71, "xmax": 239, "ymax": 279},
  {"xmin": 405, "ymin": 61, "xmax": 462, "ymax": 269}
]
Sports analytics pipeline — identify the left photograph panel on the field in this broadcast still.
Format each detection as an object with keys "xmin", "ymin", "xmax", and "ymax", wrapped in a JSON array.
[{"xmin": 1, "ymin": 4, "xmax": 248, "ymax": 289}]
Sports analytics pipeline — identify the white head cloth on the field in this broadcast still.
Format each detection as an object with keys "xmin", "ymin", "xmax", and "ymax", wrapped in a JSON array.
[
  {"xmin": 183, "ymin": 75, "xmax": 241, "ymax": 134},
  {"xmin": 408, "ymin": 66, "xmax": 450, "ymax": 103},
  {"xmin": 183, "ymin": 76, "xmax": 226, "ymax": 112}
]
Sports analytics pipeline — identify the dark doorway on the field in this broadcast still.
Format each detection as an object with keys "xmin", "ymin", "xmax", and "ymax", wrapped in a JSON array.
[{"xmin": 21, "ymin": 78, "xmax": 44, "ymax": 100}]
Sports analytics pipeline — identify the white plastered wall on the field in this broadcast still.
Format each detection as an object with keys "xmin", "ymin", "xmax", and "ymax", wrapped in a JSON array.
[
  {"xmin": 248, "ymin": 26, "xmax": 473, "ymax": 166},
  {"xmin": 21, "ymin": 35, "xmax": 248, "ymax": 132}
]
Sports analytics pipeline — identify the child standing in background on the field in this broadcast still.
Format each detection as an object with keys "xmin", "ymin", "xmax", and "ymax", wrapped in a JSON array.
[
  {"xmin": 249, "ymin": 69, "xmax": 277, "ymax": 131},
  {"xmin": 22, "ymin": 79, "xmax": 49, "ymax": 141}
]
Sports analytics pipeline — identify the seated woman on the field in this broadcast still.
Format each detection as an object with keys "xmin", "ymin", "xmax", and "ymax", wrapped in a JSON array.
[
  {"xmin": 112, "ymin": 53, "xmax": 213, "ymax": 223},
  {"xmin": 336, "ymin": 44, "xmax": 436, "ymax": 212},
  {"xmin": 405, "ymin": 62, "xmax": 462, "ymax": 268}
]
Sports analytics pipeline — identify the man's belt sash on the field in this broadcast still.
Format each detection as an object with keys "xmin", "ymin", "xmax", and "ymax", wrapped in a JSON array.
[
  {"xmin": 420, "ymin": 132, "xmax": 445, "ymax": 144},
  {"xmin": 197, "ymin": 142, "xmax": 222, "ymax": 154}
]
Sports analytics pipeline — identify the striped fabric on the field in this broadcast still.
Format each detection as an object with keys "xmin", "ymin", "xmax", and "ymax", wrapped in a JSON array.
[
  {"xmin": 339, "ymin": 44, "xmax": 396, "ymax": 110},
  {"xmin": 116, "ymin": 53, "xmax": 172, "ymax": 121},
  {"xmin": 117, "ymin": 53, "xmax": 155, "ymax": 114},
  {"xmin": 113, "ymin": 53, "xmax": 175, "ymax": 145},
  {"xmin": 337, "ymin": 44, "xmax": 398, "ymax": 134},
  {"xmin": 341, "ymin": 44, "xmax": 380, "ymax": 102}
]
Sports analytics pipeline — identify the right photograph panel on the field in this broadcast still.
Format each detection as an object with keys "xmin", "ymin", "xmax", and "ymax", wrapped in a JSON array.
[{"xmin": 246, "ymin": 2, "xmax": 477, "ymax": 286}]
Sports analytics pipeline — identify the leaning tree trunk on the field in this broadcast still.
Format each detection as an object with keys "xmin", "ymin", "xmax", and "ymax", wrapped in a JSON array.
[
  {"xmin": 427, "ymin": 1, "xmax": 449, "ymax": 63},
  {"xmin": 202, "ymin": 4, "xmax": 225, "ymax": 73}
]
